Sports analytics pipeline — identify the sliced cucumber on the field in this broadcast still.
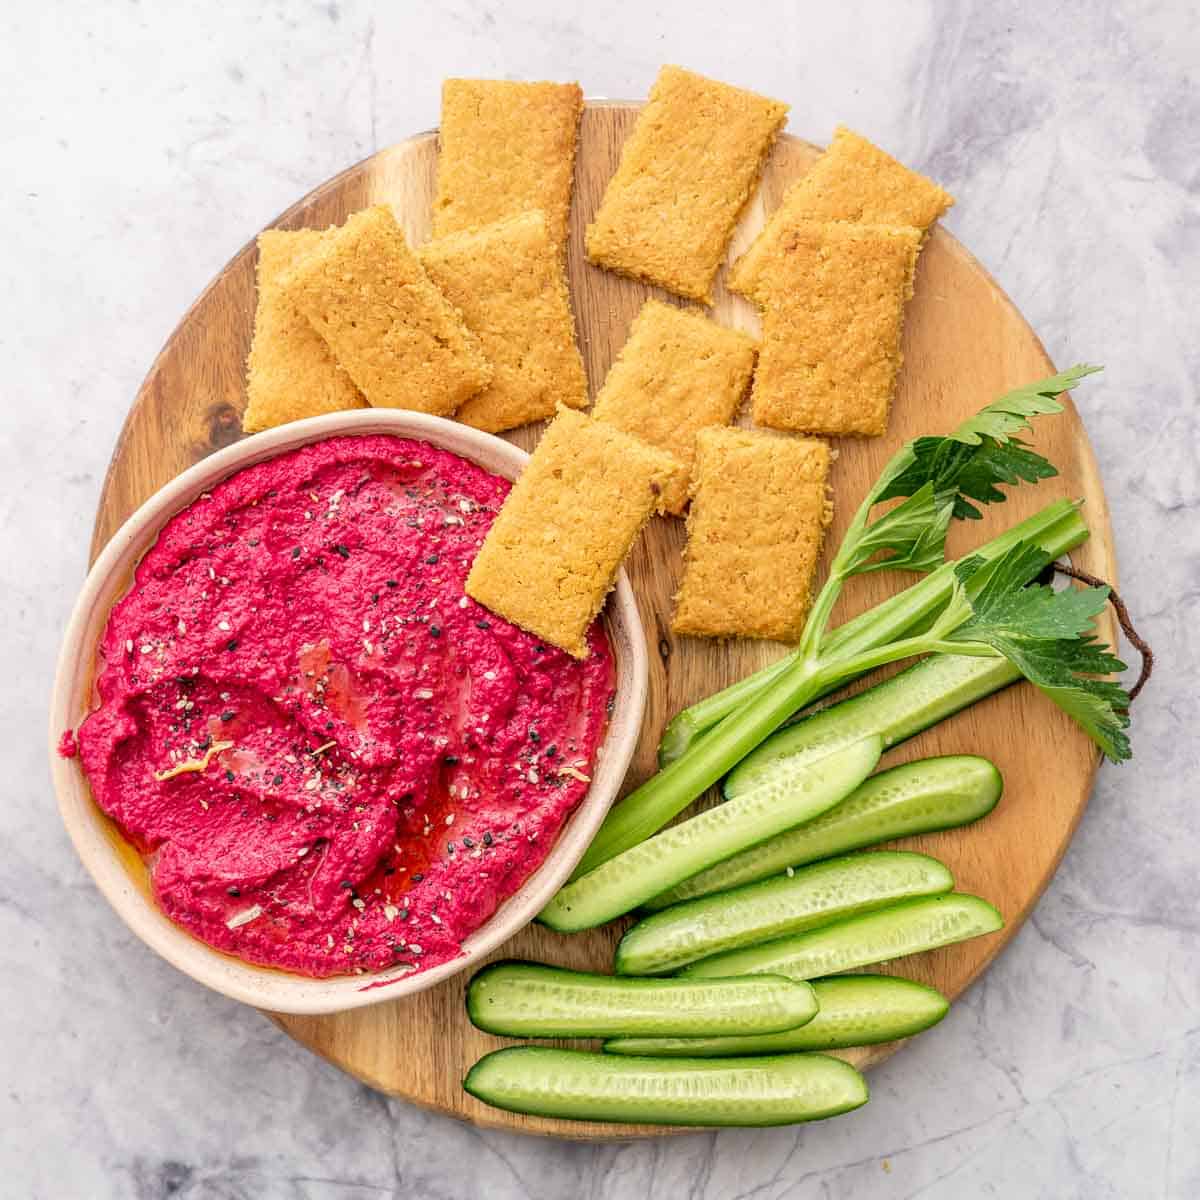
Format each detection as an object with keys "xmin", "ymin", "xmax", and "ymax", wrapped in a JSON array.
[
  {"xmin": 604, "ymin": 975, "xmax": 949, "ymax": 1056},
  {"xmin": 680, "ymin": 894, "xmax": 1003, "ymax": 981},
  {"xmin": 649, "ymin": 755, "xmax": 1001, "ymax": 909},
  {"xmin": 463, "ymin": 1046, "xmax": 868, "ymax": 1126},
  {"xmin": 465, "ymin": 962, "xmax": 818, "ymax": 1038},
  {"xmin": 615, "ymin": 851, "xmax": 954, "ymax": 976},
  {"xmin": 539, "ymin": 737, "xmax": 882, "ymax": 933},
  {"xmin": 723, "ymin": 655, "xmax": 1019, "ymax": 798}
]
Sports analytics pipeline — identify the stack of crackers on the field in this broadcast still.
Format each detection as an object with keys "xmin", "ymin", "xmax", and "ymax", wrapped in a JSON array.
[
  {"xmin": 244, "ymin": 79, "xmax": 587, "ymax": 437},
  {"xmin": 240, "ymin": 67, "xmax": 953, "ymax": 660}
]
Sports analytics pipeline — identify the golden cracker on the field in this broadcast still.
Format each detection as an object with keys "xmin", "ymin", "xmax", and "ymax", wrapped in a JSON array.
[
  {"xmin": 585, "ymin": 65, "xmax": 788, "ymax": 303},
  {"xmin": 419, "ymin": 211, "xmax": 587, "ymax": 433},
  {"xmin": 730, "ymin": 125, "xmax": 953, "ymax": 301},
  {"xmin": 591, "ymin": 300, "xmax": 757, "ymax": 513},
  {"xmin": 673, "ymin": 427, "xmax": 832, "ymax": 642},
  {"xmin": 750, "ymin": 221, "xmax": 922, "ymax": 438},
  {"xmin": 281, "ymin": 206, "xmax": 492, "ymax": 416},
  {"xmin": 433, "ymin": 79, "xmax": 583, "ymax": 251},
  {"xmin": 242, "ymin": 229, "xmax": 366, "ymax": 433},
  {"xmin": 466, "ymin": 408, "xmax": 684, "ymax": 658}
]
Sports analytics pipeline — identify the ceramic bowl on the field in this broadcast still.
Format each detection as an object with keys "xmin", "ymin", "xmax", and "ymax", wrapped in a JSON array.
[{"xmin": 49, "ymin": 409, "xmax": 648, "ymax": 1015}]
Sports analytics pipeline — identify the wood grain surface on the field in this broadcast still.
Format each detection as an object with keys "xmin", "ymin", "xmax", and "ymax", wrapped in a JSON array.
[{"xmin": 90, "ymin": 103, "xmax": 1117, "ymax": 1139}]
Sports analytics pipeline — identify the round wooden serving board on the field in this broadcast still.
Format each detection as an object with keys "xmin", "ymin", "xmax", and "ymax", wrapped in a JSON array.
[{"xmin": 90, "ymin": 103, "xmax": 1116, "ymax": 1138}]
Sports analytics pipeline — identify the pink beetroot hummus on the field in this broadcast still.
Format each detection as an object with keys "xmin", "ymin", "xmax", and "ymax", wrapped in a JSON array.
[{"xmin": 75, "ymin": 435, "xmax": 613, "ymax": 978}]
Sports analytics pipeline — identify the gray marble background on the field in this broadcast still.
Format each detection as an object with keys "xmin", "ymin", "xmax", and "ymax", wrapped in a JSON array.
[{"xmin": 6, "ymin": 1, "xmax": 1197, "ymax": 1196}]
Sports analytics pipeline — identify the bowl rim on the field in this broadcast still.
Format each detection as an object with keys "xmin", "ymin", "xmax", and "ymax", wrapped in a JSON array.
[{"xmin": 48, "ymin": 409, "xmax": 648, "ymax": 1015}]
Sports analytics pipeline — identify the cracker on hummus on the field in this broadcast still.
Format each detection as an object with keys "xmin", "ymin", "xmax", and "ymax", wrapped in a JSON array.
[
  {"xmin": 590, "ymin": 300, "xmax": 757, "ymax": 514},
  {"xmin": 729, "ymin": 125, "xmax": 953, "ymax": 303},
  {"xmin": 466, "ymin": 408, "xmax": 684, "ymax": 658},
  {"xmin": 672, "ymin": 427, "xmax": 832, "ymax": 643},
  {"xmin": 281, "ymin": 205, "xmax": 493, "ymax": 416},
  {"xmin": 419, "ymin": 211, "xmax": 587, "ymax": 433},
  {"xmin": 242, "ymin": 229, "xmax": 367, "ymax": 433},
  {"xmin": 750, "ymin": 220, "xmax": 922, "ymax": 438},
  {"xmin": 585, "ymin": 65, "xmax": 789, "ymax": 303},
  {"xmin": 433, "ymin": 78, "xmax": 583, "ymax": 252}
]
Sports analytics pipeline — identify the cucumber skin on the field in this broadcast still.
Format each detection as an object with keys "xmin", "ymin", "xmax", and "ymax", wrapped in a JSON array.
[
  {"xmin": 648, "ymin": 755, "xmax": 1001, "ymax": 910},
  {"xmin": 615, "ymin": 851, "xmax": 955, "ymax": 977},
  {"xmin": 724, "ymin": 655, "xmax": 1019, "ymax": 799},
  {"xmin": 603, "ymin": 976, "xmax": 950, "ymax": 1056},
  {"xmin": 680, "ymin": 894, "xmax": 1004, "ymax": 981},
  {"xmin": 540, "ymin": 737, "xmax": 882, "ymax": 933},
  {"xmin": 463, "ymin": 1046, "xmax": 868, "ymax": 1127},
  {"xmin": 465, "ymin": 962, "xmax": 818, "ymax": 1039}
]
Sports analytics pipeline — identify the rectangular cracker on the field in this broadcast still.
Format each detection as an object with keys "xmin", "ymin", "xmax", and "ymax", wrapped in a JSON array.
[
  {"xmin": 419, "ymin": 211, "xmax": 587, "ymax": 433},
  {"xmin": 750, "ymin": 221, "xmax": 922, "ymax": 437},
  {"xmin": 242, "ymin": 229, "xmax": 366, "ymax": 433},
  {"xmin": 730, "ymin": 125, "xmax": 953, "ymax": 302},
  {"xmin": 585, "ymin": 65, "xmax": 789, "ymax": 303},
  {"xmin": 280, "ymin": 205, "xmax": 492, "ymax": 416},
  {"xmin": 591, "ymin": 300, "xmax": 757, "ymax": 513},
  {"xmin": 466, "ymin": 408, "xmax": 684, "ymax": 658},
  {"xmin": 673, "ymin": 428, "xmax": 832, "ymax": 642},
  {"xmin": 433, "ymin": 79, "xmax": 583, "ymax": 251}
]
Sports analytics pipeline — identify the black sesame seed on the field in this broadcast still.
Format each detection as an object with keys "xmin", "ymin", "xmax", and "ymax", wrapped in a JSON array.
[
  {"xmin": 482, "ymin": 831, "xmax": 493, "ymax": 846},
  {"xmin": 425, "ymin": 554, "xmax": 439, "ymax": 565},
  {"xmin": 272, "ymin": 775, "xmax": 283, "ymax": 787},
  {"xmin": 529, "ymin": 729, "xmax": 540, "ymax": 743},
  {"xmin": 447, "ymin": 842, "xmax": 455, "ymax": 854},
  {"xmin": 475, "ymin": 619, "xmax": 491, "ymax": 630},
  {"xmin": 398, "ymin": 908, "xmax": 409, "ymax": 920},
  {"xmin": 225, "ymin": 770, "xmax": 235, "ymax": 782},
  {"xmin": 412, "ymin": 873, "xmax": 424, "ymax": 883},
  {"xmin": 339, "ymin": 880, "xmax": 353, "ymax": 889},
  {"xmin": 220, "ymin": 710, "xmax": 235, "ymax": 722},
  {"xmin": 429, "ymin": 625, "xmax": 441, "ymax": 637},
  {"xmin": 545, "ymin": 745, "xmax": 557, "ymax": 758},
  {"xmin": 386, "ymin": 579, "xmax": 398, "ymax": 588},
  {"xmin": 333, "ymin": 544, "xmax": 350, "ymax": 559},
  {"xmin": 371, "ymin": 592, "xmax": 380, "ymax": 603},
  {"xmin": 443, "ymin": 755, "xmax": 459, "ymax": 766},
  {"xmin": 226, "ymin": 886, "xmax": 241, "ymax": 897},
  {"xmin": 462, "ymin": 836, "xmax": 475, "ymax": 849},
  {"xmin": 226, "ymin": 639, "xmax": 239, "ymax": 652},
  {"xmin": 291, "ymin": 547, "xmax": 301, "ymax": 559}
]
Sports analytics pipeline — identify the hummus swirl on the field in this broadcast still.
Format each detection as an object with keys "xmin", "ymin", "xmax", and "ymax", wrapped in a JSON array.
[{"xmin": 77, "ymin": 436, "xmax": 614, "ymax": 977}]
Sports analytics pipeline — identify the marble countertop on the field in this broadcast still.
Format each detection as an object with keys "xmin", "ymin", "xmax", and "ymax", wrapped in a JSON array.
[{"xmin": 8, "ymin": 2, "xmax": 1197, "ymax": 1196}]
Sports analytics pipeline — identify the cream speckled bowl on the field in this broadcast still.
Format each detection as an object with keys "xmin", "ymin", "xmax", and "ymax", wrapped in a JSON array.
[{"xmin": 48, "ymin": 410, "xmax": 648, "ymax": 1015}]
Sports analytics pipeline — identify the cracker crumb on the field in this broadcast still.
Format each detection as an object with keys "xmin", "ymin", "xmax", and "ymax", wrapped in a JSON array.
[
  {"xmin": 280, "ymin": 205, "xmax": 492, "ymax": 416},
  {"xmin": 420, "ymin": 211, "xmax": 587, "ymax": 433},
  {"xmin": 242, "ymin": 229, "xmax": 367, "ymax": 433},
  {"xmin": 466, "ymin": 408, "xmax": 684, "ymax": 658},
  {"xmin": 591, "ymin": 300, "xmax": 757, "ymax": 513},
  {"xmin": 730, "ymin": 125, "xmax": 953, "ymax": 302},
  {"xmin": 750, "ymin": 221, "xmax": 921, "ymax": 437},
  {"xmin": 433, "ymin": 78, "xmax": 583, "ymax": 252},
  {"xmin": 585, "ymin": 65, "xmax": 788, "ymax": 303},
  {"xmin": 672, "ymin": 427, "xmax": 832, "ymax": 642}
]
